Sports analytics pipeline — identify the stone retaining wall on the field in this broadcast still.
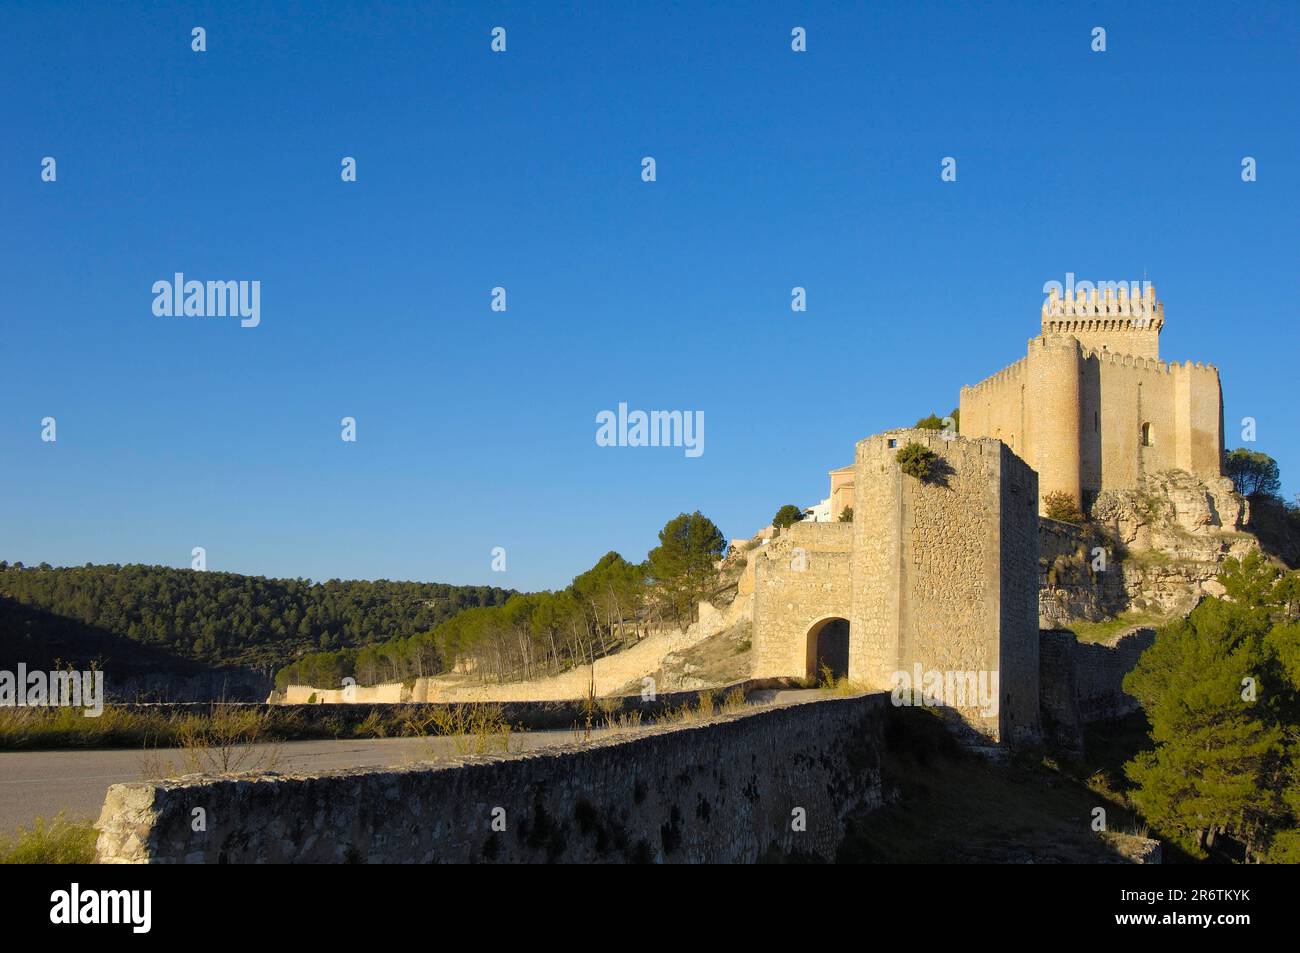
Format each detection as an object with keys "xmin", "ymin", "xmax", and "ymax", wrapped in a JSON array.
[
  {"xmin": 95, "ymin": 693, "xmax": 888, "ymax": 864},
  {"xmin": 1039, "ymin": 627, "xmax": 1155, "ymax": 753}
]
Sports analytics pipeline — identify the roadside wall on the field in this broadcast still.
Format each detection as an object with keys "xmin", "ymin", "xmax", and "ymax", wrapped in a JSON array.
[{"xmin": 96, "ymin": 694, "xmax": 888, "ymax": 864}]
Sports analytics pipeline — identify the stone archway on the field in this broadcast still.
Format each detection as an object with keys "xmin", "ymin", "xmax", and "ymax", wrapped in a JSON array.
[{"xmin": 805, "ymin": 617, "xmax": 850, "ymax": 682}]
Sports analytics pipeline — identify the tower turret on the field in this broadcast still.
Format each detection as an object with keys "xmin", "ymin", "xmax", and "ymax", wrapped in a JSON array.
[{"xmin": 1041, "ymin": 282, "xmax": 1163, "ymax": 360}]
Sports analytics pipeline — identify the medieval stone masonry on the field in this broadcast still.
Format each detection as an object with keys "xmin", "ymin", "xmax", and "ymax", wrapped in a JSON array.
[
  {"xmin": 751, "ymin": 284, "xmax": 1226, "ymax": 748},
  {"xmin": 959, "ymin": 283, "xmax": 1225, "ymax": 513},
  {"xmin": 753, "ymin": 429, "xmax": 1041, "ymax": 748}
]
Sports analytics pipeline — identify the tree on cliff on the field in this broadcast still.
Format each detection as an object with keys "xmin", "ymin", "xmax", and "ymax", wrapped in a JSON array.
[
  {"xmin": 1226, "ymin": 448, "xmax": 1282, "ymax": 499},
  {"xmin": 772, "ymin": 504, "xmax": 804, "ymax": 530},
  {"xmin": 647, "ymin": 512, "xmax": 727, "ymax": 625},
  {"xmin": 1123, "ymin": 552, "xmax": 1300, "ymax": 861}
]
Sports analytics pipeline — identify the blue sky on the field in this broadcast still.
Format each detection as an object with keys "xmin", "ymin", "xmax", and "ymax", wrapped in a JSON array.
[{"xmin": 2, "ymin": 1, "xmax": 1297, "ymax": 592}]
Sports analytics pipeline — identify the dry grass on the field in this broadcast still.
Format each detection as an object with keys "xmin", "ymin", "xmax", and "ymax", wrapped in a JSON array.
[
  {"xmin": 662, "ymin": 689, "xmax": 717, "ymax": 725},
  {"xmin": 819, "ymin": 665, "xmax": 871, "ymax": 696},
  {"xmin": 424, "ymin": 703, "xmax": 516, "ymax": 756},
  {"xmin": 0, "ymin": 705, "xmax": 171, "ymax": 749},
  {"xmin": 0, "ymin": 813, "xmax": 97, "ymax": 864},
  {"xmin": 139, "ymin": 707, "xmax": 285, "ymax": 778},
  {"xmin": 601, "ymin": 705, "xmax": 643, "ymax": 732},
  {"xmin": 720, "ymin": 686, "xmax": 747, "ymax": 714}
]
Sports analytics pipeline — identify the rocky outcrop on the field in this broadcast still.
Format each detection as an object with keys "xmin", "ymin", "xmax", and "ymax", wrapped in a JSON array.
[
  {"xmin": 1036, "ymin": 471, "xmax": 1253, "ymax": 619},
  {"xmin": 1038, "ymin": 518, "xmax": 1127, "ymax": 627},
  {"xmin": 1091, "ymin": 471, "xmax": 1257, "ymax": 614},
  {"xmin": 632, "ymin": 619, "xmax": 753, "ymax": 693},
  {"xmin": 1039, "ymin": 470, "xmax": 1265, "ymax": 626},
  {"xmin": 1092, "ymin": 469, "xmax": 1247, "ymax": 553}
]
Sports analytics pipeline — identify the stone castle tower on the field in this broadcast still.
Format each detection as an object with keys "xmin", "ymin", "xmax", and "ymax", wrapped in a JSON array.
[
  {"xmin": 959, "ymin": 283, "xmax": 1224, "ymax": 513},
  {"xmin": 751, "ymin": 429, "xmax": 1041, "ymax": 748}
]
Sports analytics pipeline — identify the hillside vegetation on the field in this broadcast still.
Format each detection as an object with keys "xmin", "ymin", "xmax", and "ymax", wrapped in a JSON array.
[
  {"xmin": 0, "ymin": 562, "xmax": 512, "ymax": 678},
  {"xmin": 277, "ymin": 511, "xmax": 731, "ymax": 691}
]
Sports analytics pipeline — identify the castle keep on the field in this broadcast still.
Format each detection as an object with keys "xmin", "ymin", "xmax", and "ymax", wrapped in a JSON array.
[{"xmin": 959, "ymin": 283, "xmax": 1224, "ymax": 512}]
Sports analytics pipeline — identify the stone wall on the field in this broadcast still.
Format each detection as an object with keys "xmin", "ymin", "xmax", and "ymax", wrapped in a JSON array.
[
  {"xmin": 95, "ymin": 693, "xmax": 888, "ymax": 864},
  {"xmin": 851, "ymin": 430, "xmax": 1040, "ymax": 746},
  {"xmin": 959, "ymin": 286, "xmax": 1225, "ymax": 513},
  {"xmin": 751, "ymin": 521, "xmax": 853, "ymax": 679},
  {"xmin": 282, "ymin": 682, "xmax": 405, "ymax": 704},
  {"xmin": 1039, "ymin": 627, "xmax": 1156, "ymax": 752},
  {"xmin": 998, "ymin": 444, "xmax": 1043, "ymax": 743},
  {"xmin": 1078, "ymin": 351, "xmax": 1224, "ymax": 500},
  {"xmin": 1070, "ymin": 628, "xmax": 1156, "ymax": 720}
]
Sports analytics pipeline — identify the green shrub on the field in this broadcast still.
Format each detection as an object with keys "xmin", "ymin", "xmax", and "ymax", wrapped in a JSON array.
[{"xmin": 896, "ymin": 442, "xmax": 938, "ymax": 482}]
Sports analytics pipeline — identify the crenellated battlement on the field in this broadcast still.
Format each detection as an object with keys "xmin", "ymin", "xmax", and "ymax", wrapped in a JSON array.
[
  {"xmin": 1042, "ymin": 283, "xmax": 1162, "ymax": 319},
  {"xmin": 959, "ymin": 282, "xmax": 1224, "ymax": 510},
  {"xmin": 1080, "ymin": 348, "xmax": 1218, "ymax": 376},
  {"xmin": 960, "ymin": 354, "xmax": 1028, "ymax": 395},
  {"xmin": 1040, "ymin": 282, "xmax": 1164, "ymax": 360}
]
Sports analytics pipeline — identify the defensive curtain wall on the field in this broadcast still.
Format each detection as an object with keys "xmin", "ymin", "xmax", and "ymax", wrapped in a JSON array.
[{"xmin": 753, "ymin": 429, "xmax": 1041, "ymax": 748}]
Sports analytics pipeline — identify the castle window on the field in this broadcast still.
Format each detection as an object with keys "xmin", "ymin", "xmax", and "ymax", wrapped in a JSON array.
[
  {"xmin": 1141, "ymin": 422, "xmax": 1153, "ymax": 447},
  {"xmin": 887, "ymin": 439, "xmax": 897, "ymax": 449}
]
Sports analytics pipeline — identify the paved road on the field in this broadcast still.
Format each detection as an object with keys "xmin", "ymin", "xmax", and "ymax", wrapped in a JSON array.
[
  {"xmin": 0, "ymin": 730, "xmax": 621, "ymax": 834},
  {"xmin": 0, "ymin": 692, "xmax": 836, "ymax": 835}
]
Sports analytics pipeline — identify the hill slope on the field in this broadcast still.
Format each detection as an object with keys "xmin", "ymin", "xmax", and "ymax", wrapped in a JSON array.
[{"xmin": 0, "ymin": 563, "xmax": 512, "ymax": 700}]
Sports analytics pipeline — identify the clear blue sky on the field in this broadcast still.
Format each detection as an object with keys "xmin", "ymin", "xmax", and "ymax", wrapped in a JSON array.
[{"xmin": 3, "ymin": 1, "xmax": 1297, "ymax": 592}]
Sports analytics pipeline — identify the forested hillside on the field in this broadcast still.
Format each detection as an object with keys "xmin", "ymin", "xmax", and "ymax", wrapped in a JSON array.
[
  {"xmin": 275, "ymin": 511, "xmax": 731, "ymax": 690},
  {"xmin": 0, "ymin": 562, "xmax": 513, "ymax": 676}
]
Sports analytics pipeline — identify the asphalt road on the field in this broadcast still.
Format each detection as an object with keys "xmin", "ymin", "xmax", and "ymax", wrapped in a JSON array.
[
  {"xmin": 0, "ymin": 691, "xmax": 830, "ymax": 835},
  {"xmin": 0, "ymin": 730, "xmax": 616, "ymax": 834}
]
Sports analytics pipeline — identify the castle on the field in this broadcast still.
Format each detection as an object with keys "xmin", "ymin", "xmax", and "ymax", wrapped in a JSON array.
[
  {"xmin": 960, "ymin": 283, "xmax": 1224, "ymax": 513},
  {"xmin": 752, "ymin": 284, "xmax": 1227, "ymax": 748},
  {"xmin": 815, "ymin": 283, "xmax": 1224, "ymax": 521}
]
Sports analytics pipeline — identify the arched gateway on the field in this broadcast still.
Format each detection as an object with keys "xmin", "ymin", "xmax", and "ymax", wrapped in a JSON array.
[
  {"xmin": 750, "ymin": 429, "xmax": 1042, "ymax": 748},
  {"xmin": 806, "ymin": 617, "xmax": 849, "ymax": 681}
]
